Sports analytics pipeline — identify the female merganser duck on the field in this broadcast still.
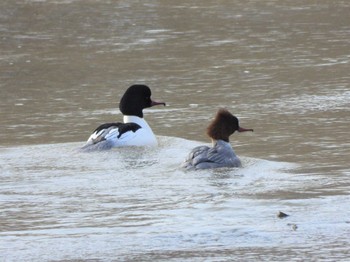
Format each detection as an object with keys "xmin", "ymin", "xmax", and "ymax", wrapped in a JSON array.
[
  {"xmin": 181, "ymin": 109, "xmax": 253, "ymax": 169},
  {"xmin": 82, "ymin": 84, "xmax": 165, "ymax": 150}
]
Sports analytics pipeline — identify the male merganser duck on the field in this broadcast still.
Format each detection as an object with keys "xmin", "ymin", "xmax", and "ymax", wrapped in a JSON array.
[
  {"xmin": 181, "ymin": 109, "xmax": 253, "ymax": 169},
  {"xmin": 82, "ymin": 85, "xmax": 165, "ymax": 150}
]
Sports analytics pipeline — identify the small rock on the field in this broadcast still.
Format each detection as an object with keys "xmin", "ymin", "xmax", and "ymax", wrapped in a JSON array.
[
  {"xmin": 288, "ymin": 223, "xmax": 298, "ymax": 231},
  {"xmin": 277, "ymin": 211, "xmax": 289, "ymax": 218}
]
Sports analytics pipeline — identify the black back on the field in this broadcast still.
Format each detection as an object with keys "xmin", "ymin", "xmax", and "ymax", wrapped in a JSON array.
[{"xmin": 93, "ymin": 122, "xmax": 141, "ymax": 139}]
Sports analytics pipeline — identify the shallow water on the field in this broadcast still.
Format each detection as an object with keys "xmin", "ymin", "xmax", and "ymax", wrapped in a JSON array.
[
  {"xmin": 1, "ymin": 0, "xmax": 350, "ymax": 261},
  {"xmin": 2, "ymin": 138, "xmax": 349, "ymax": 261}
]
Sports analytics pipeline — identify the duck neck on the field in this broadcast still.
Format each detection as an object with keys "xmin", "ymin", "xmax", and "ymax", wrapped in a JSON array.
[
  {"xmin": 211, "ymin": 138, "xmax": 230, "ymax": 146},
  {"xmin": 123, "ymin": 115, "xmax": 152, "ymax": 130},
  {"xmin": 211, "ymin": 139, "xmax": 229, "ymax": 146}
]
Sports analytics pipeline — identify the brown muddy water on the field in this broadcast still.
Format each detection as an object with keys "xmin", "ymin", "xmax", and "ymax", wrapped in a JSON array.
[{"xmin": 1, "ymin": 0, "xmax": 350, "ymax": 261}]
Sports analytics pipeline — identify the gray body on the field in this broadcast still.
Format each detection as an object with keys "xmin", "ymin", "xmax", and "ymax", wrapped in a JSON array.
[{"xmin": 182, "ymin": 140, "xmax": 242, "ymax": 169}]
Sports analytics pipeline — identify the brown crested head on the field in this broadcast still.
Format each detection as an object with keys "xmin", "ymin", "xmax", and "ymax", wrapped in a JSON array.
[{"xmin": 206, "ymin": 109, "xmax": 253, "ymax": 142}]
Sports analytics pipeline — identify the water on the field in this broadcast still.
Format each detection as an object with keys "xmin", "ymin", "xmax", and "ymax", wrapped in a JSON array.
[
  {"xmin": 2, "ymin": 139, "xmax": 346, "ymax": 261},
  {"xmin": 1, "ymin": 0, "xmax": 350, "ymax": 261}
]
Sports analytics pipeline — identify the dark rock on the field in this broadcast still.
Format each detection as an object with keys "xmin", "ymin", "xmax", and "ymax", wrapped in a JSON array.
[{"xmin": 277, "ymin": 211, "xmax": 289, "ymax": 218}]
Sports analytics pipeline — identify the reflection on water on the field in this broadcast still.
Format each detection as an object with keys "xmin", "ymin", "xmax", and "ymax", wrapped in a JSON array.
[{"xmin": 1, "ymin": 0, "xmax": 350, "ymax": 260}]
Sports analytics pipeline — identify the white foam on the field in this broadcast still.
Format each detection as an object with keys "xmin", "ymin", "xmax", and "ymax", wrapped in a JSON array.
[{"xmin": 1, "ymin": 137, "xmax": 348, "ymax": 261}]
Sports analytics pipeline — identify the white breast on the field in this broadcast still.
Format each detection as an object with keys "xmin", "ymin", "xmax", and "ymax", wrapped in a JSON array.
[{"xmin": 121, "ymin": 115, "xmax": 158, "ymax": 147}]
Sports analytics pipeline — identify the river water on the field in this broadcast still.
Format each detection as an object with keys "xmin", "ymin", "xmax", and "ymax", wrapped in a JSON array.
[{"xmin": 1, "ymin": 0, "xmax": 350, "ymax": 261}]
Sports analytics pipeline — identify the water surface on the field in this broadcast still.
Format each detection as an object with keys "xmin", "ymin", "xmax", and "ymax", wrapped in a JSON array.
[{"xmin": 1, "ymin": 0, "xmax": 350, "ymax": 261}]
